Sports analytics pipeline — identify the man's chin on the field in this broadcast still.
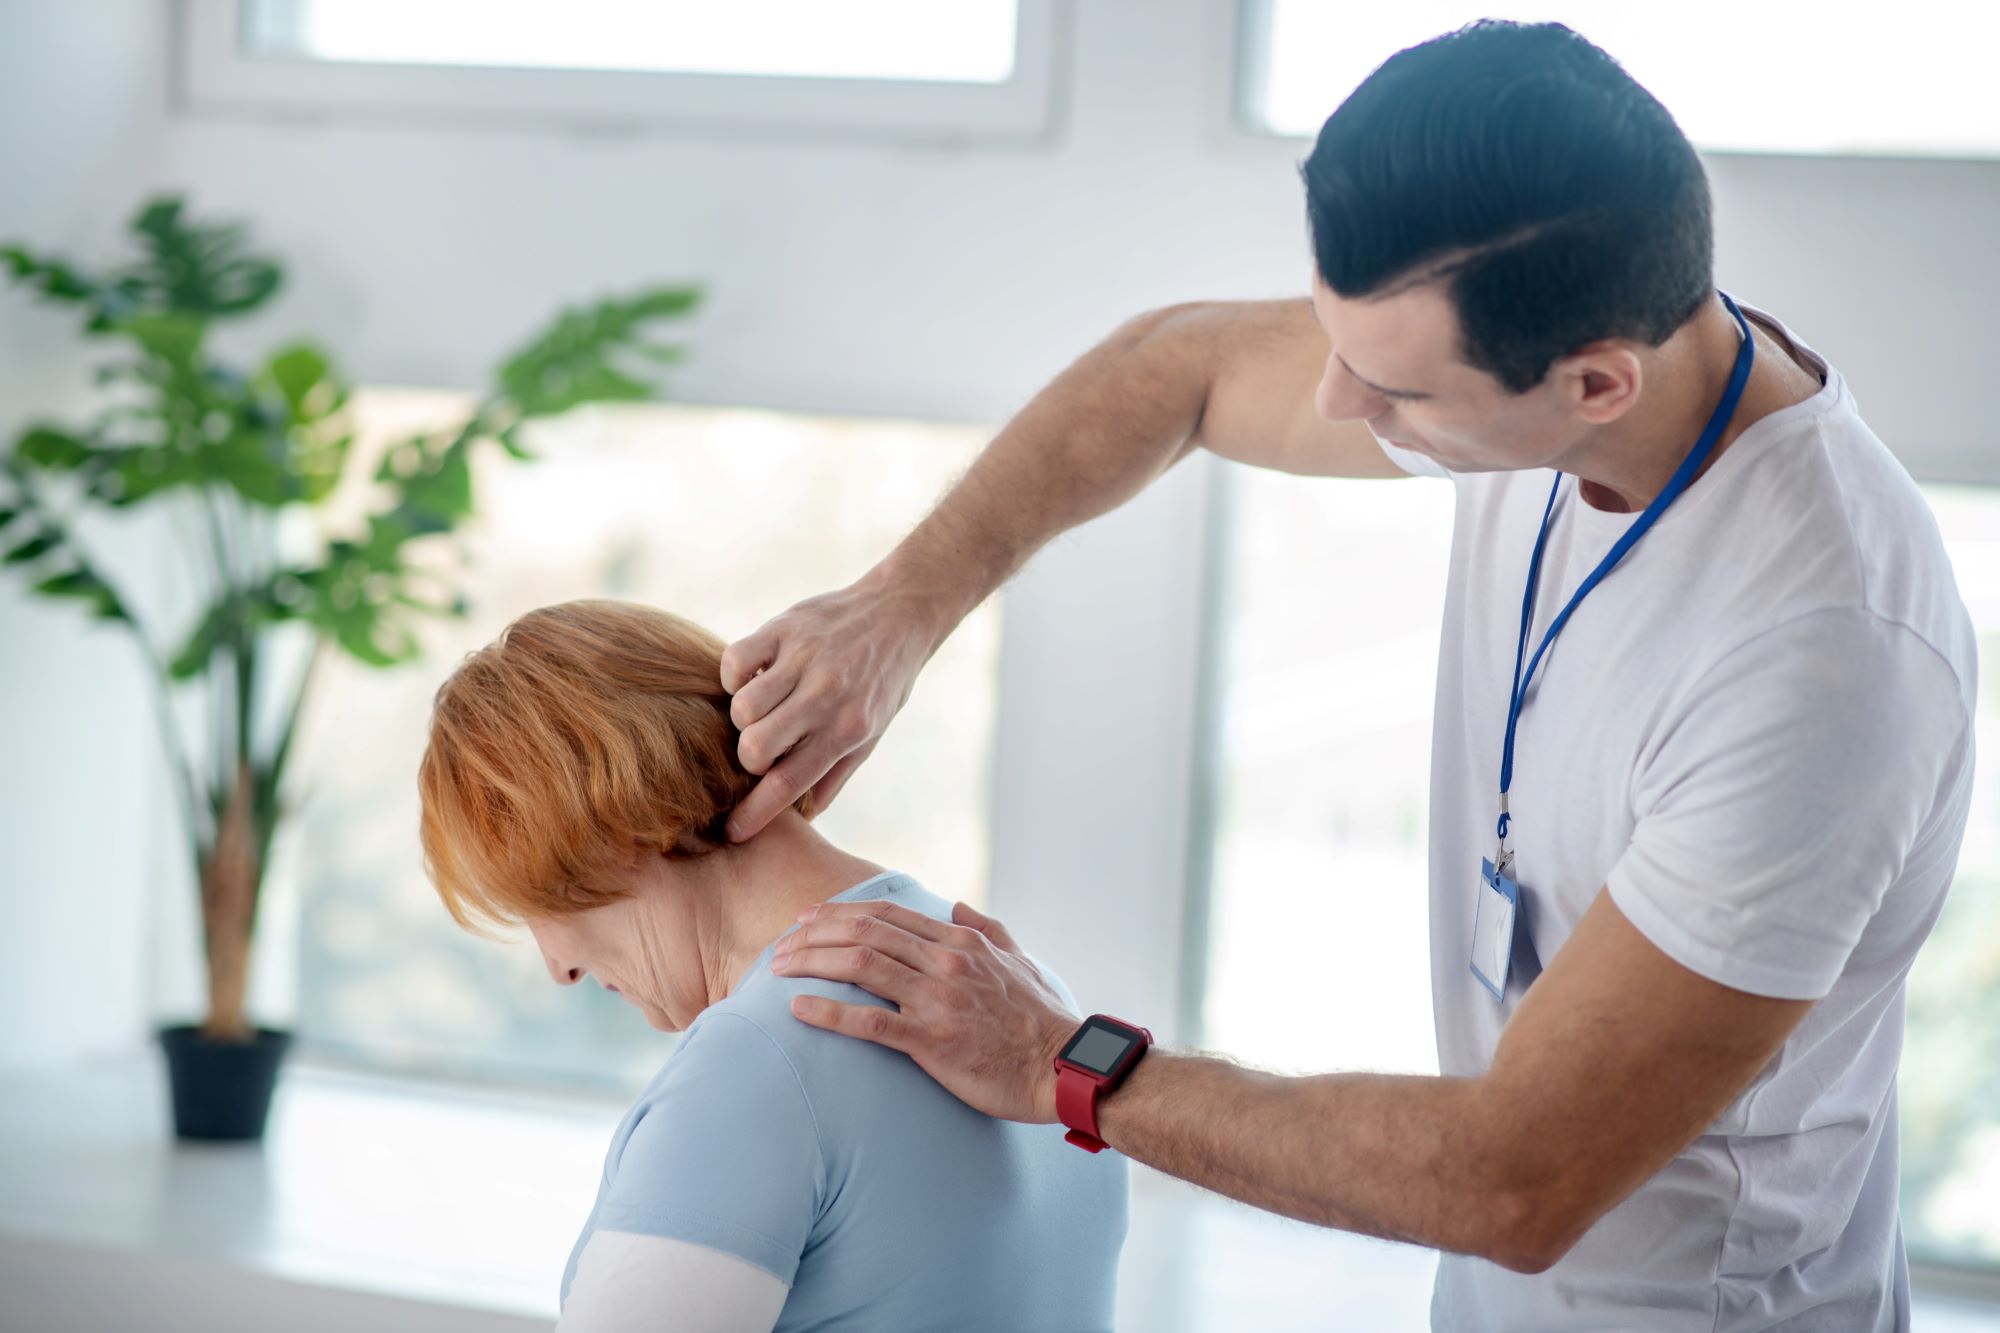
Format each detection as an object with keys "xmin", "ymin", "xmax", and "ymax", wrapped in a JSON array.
[{"xmin": 1370, "ymin": 427, "xmax": 1449, "ymax": 468}]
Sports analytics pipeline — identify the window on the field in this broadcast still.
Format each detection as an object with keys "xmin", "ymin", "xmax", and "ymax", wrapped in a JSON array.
[
  {"xmin": 1239, "ymin": 1, "xmax": 2000, "ymax": 159},
  {"xmin": 178, "ymin": 0, "xmax": 1059, "ymax": 141},
  {"xmin": 240, "ymin": 0, "xmax": 1018, "ymax": 83},
  {"xmin": 1196, "ymin": 472, "xmax": 2000, "ymax": 1270},
  {"xmin": 1902, "ymin": 485, "xmax": 2000, "ymax": 1270},
  {"xmin": 292, "ymin": 393, "xmax": 1000, "ymax": 1092},
  {"xmin": 1197, "ymin": 469, "xmax": 1449, "ymax": 1078}
]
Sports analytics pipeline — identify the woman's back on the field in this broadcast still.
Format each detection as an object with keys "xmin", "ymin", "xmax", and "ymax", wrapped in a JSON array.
[{"xmin": 561, "ymin": 871, "xmax": 1129, "ymax": 1331}]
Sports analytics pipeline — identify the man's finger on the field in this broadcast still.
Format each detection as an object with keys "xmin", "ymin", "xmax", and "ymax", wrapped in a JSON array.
[
  {"xmin": 793, "ymin": 898, "xmax": 962, "ymax": 947},
  {"xmin": 777, "ymin": 910, "xmax": 944, "ymax": 975},
  {"xmin": 808, "ymin": 737, "xmax": 878, "ymax": 812},
  {"xmin": 789, "ymin": 995, "xmax": 917, "ymax": 1051},
  {"xmin": 727, "ymin": 756, "xmax": 816, "ymax": 843},
  {"xmin": 773, "ymin": 943, "xmax": 927, "ymax": 1004},
  {"xmin": 951, "ymin": 900, "xmax": 1021, "ymax": 955},
  {"xmin": 735, "ymin": 700, "xmax": 813, "ymax": 777},
  {"xmin": 728, "ymin": 659, "xmax": 801, "ymax": 731},
  {"xmin": 719, "ymin": 626, "xmax": 780, "ymax": 695}
]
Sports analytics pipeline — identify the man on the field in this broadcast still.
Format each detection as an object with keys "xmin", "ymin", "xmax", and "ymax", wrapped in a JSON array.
[{"xmin": 717, "ymin": 22, "xmax": 1975, "ymax": 1331}]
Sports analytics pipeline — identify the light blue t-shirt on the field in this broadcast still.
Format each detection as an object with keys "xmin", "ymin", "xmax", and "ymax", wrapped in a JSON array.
[{"xmin": 560, "ymin": 871, "xmax": 1129, "ymax": 1331}]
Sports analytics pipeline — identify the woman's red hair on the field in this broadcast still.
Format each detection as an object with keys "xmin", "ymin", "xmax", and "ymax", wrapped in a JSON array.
[{"xmin": 418, "ymin": 599, "xmax": 813, "ymax": 930}]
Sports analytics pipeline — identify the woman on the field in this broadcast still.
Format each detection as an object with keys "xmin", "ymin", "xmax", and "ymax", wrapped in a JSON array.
[{"xmin": 418, "ymin": 600, "xmax": 1127, "ymax": 1333}]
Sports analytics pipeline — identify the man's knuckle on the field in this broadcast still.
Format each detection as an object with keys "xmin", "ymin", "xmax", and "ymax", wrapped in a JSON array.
[
  {"xmin": 833, "ymin": 704, "xmax": 872, "ymax": 744},
  {"xmin": 862, "ymin": 1007, "xmax": 895, "ymax": 1039}
]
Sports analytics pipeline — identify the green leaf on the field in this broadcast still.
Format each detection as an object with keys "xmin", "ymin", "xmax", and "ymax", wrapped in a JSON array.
[
  {"xmin": 0, "ymin": 244, "xmax": 98, "ymax": 304},
  {"xmin": 102, "ymin": 442, "xmax": 204, "ymax": 506},
  {"xmin": 0, "ymin": 506, "xmax": 21, "ymax": 535},
  {"xmin": 32, "ymin": 567, "xmax": 130, "ymax": 622},
  {"xmin": 169, "ymin": 602, "xmax": 230, "ymax": 679},
  {"xmin": 118, "ymin": 195, "xmax": 283, "ymax": 319},
  {"xmin": 263, "ymin": 344, "xmax": 338, "ymax": 416},
  {"xmin": 3, "ymin": 532, "xmax": 59, "ymax": 564},
  {"xmin": 15, "ymin": 427, "xmax": 94, "ymax": 471},
  {"xmin": 258, "ymin": 342, "xmax": 351, "ymax": 501},
  {"xmin": 321, "ymin": 601, "xmax": 419, "ymax": 668},
  {"xmin": 110, "ymin": 311, "xmax": 206, "ymax": 371},
  {"xmin": 211, "ymin": 425, "xmax": 299, "ymax": 506},
  {"xmin": 498, "ymin": 283, "xmax": 703, "ymax": 418},
  {"xmin": 625, "ymin": 341, "xmax": 689, "ymax": 366},
  {"xmin": 495, "ymin": 425, "xmax": 536, "ymax": 462},
  {"xmin": 396, "ymin": 445, "xmax": 474, "ymax": 527}
]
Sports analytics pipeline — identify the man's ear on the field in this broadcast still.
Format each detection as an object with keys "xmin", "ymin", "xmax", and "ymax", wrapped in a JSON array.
[{"xmin": 1556, "ymin": 342, "xmax": 1645, "ymax": 427}]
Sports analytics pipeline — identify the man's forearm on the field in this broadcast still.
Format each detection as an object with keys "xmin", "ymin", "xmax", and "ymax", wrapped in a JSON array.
[
  {"xmin": 1095, "ymin": 1050, "xmax": 1564, "ymax": 1273},
  {"xmin": 874, "ymin": 305, "xmax": 1208, "ymax": 631}
]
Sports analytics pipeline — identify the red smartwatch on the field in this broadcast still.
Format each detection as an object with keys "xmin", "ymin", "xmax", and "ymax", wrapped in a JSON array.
[{"xmin": 1053, "ymin": 1014, "xmax": 1153, "ymax": 1153}]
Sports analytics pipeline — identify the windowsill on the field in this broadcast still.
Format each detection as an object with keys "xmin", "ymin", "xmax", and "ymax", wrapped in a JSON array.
[
  {"xmin": 0, "ymin": 1049, "xmax": 622, "ymax": 1323},
  {"xmin": 3, "ymin": 1050, "xmax": 1997, "ymax": 1332}
]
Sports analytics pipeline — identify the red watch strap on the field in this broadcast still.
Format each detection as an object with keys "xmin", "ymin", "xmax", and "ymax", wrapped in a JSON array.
[{"xmin": 1055, "ymin": 1065, "xmax": 1109, "ymax": 1153}]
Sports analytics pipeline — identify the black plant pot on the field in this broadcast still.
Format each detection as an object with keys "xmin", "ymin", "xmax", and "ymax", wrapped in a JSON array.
[{"xmin": 158, "ymin": 1025, "xmax": 293, "ymax": 1142}]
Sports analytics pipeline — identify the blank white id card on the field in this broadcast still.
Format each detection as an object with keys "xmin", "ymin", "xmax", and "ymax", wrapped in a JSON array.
[{"xmin": 1471, "ymin": 857, "xmax": 1518, "ymax": 1001}]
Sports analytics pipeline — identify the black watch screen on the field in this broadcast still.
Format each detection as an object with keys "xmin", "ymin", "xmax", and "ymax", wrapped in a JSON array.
[{"xmin": 1059, "ymin": 1015, "xmax": 1149, "ymax": 1080}]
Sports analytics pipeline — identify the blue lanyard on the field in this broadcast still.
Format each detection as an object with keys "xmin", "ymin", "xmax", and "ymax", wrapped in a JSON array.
[{"xmin": 1495, "ymin": 292, "xmax": 1755, "ymax": 871}]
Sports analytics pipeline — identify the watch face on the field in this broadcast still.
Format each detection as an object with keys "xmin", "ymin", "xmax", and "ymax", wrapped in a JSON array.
[{"xmin": 1061, "ymin": 1018, "xmax": 1141, "ymax": 1076}]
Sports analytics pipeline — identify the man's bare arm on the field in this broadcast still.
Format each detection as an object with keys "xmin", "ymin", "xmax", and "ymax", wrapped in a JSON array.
[
  {"xmin": 1183, "ymin": 298, "xmax": 1406, "ymax": 477},
  {"xmin": 1089, "ymin": 891, "xmax": 1811, "ymax": 1270},
  {"xmin": 721, "ymin": 299, "xmax": 1394, "ymax": 838},
  {"xmin": 771, "ymin": 890, "xmax": 1812, "ymax": 1273}
]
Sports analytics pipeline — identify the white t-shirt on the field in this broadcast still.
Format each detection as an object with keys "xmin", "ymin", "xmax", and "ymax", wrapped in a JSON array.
[{"xmin": 1381, "ymin": 302, "xmax": 1978, "ymax": 1332}]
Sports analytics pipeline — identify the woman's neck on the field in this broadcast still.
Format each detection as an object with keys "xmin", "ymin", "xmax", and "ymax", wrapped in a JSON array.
[{"xmin": 685, "ymin": 814, "xmax": 886, "ymax": 1005}]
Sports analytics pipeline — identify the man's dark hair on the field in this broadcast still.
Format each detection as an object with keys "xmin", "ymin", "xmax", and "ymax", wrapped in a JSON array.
[{"xmin": 1302, "ymin": 21, "xmax": 1714, "ymax": 393}]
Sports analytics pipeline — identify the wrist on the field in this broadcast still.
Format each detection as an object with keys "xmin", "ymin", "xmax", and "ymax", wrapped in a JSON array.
[
  {"xmin": 1051, "ymin": 1014, "xmax": 1155, "ymax": 1152},
  {"xmin": 872, "ymin": 512, "xmax": 1013, "ymax": 636},
  {"xmin": 860, "ymin": 546, "xmax": 975, "ymax": 652},
  {"xmin": 1035, "ymin": 1016, "xmax": 1076, "ymax": 1124}
]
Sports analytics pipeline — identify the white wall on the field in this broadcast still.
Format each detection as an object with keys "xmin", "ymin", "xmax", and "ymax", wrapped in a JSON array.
[
  {"xmin": 0, "ymin": 1, "xmax": 174, "ymax": 1072},
  {"xmin": 5, "ymin": 0, "xmax": 1998, "ymax": 1067}
]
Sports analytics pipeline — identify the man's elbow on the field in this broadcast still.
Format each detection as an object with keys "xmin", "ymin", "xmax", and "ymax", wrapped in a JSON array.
[{"xmin": 1478, "ymin": 1189, "xmax": 1593, "ymax": 1275}]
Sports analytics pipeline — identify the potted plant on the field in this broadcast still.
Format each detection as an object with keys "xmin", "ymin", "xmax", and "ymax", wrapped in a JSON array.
[{"xmin": 0, "ymin": 196, "xmax": 700, "ymax": 1140}]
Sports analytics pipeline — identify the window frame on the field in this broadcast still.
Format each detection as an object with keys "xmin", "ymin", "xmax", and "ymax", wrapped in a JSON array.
[
  {"xmin": 1227, "ymin": 0, "xmax": 2000, "ymax": 163},
  {"xmin": 173, "ymin": 0, "xmax": 1067, "ymax": 145}
]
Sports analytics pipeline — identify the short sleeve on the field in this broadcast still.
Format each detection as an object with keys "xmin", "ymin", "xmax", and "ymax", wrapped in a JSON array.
[
  {"xmin": 1607, "ymin": 608, "xmax": 1967, "ymax": 1000},
  {"xmin": 594, "ymin": 1012, "xmax": 825, "ymax": 1285}
]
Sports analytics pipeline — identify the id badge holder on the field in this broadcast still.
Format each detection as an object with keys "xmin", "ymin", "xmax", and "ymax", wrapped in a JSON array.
[{"xmin": 1471, "ymin": 857, "xmax": 1519, "ymax": 1001}]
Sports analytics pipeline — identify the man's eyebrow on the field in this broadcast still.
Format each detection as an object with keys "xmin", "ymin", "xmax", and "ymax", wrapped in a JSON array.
[{"xmin": 1337, "ymin": 355, "xmax": 1433, "ymax": 401}]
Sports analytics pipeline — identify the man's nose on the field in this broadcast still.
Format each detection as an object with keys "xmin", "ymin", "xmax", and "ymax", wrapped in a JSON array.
[
  {"xmin": 1316, "ymin": 365, "xmax": 1387, "ymax": 422},
  {"xmin": 544, "ymin": 955, "xmax": 583, "ymax": 986}
]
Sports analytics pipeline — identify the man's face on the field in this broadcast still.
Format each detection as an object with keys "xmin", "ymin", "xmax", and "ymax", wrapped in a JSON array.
[{"xmin": 1308, "ymin": 274, "xmax": 1585, "ymax": 475}]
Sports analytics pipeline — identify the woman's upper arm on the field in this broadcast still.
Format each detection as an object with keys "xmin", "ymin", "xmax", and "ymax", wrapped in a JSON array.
[
  {"xmin": 558, "ymin": 1231, "xmax": 787, "ymax": 1333},
  {"xmin": 583, "ymin": 1013, "xmax": 824, "ymax": 1284}
]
